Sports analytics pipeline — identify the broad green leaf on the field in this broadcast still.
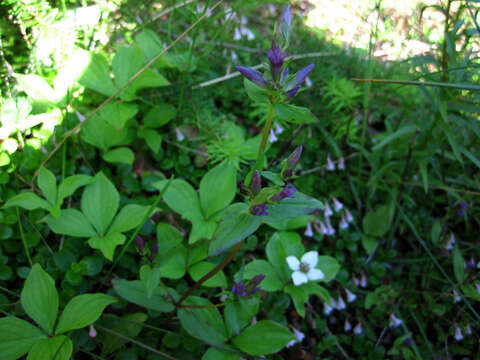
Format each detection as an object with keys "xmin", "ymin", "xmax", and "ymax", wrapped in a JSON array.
[
  {"xmin": 208, "ymin": 203, "xmax": 263, "ymax": 256},
  {"xmin": 21, "ymin": 264, "xmax": 58, "ymax": 334},
  {"xmin": 16, "ymin": 74, "xmax": 57, "ymax": 104},
  {"xmin": 178, "ymin": 296, "xmax": 227, "ymax": 347},
  {"xmin": 199, "ymin": 161, "xmax": 237, "ymax": 219},
  {"xmin": 88, "ymin": 232, "xmax": 126, "ymax": 260},
  {"xmin": 143, "ymin": 103, "xmax": 177, "ymax": 128},
  {"xmin": 57, "ymin": 175, "xmax": 92, "ymax": 204},
  {"xmin": 362, "ymin": 235, "xmax": 378, "ymax": 254},
  {"xmin": 78, "ymin": 52, "xmax": 117, "ymax": 96},
  {"xmin": 202, "ymin": 348, "xmax": 240, "ymax": 360},
  {"xmin": 155, "ymin": 229, "xmax": 187, "ymax": 280},
  {"xmin": 303, "ymin": 282, "xmax": 331, "ymax": 304},
  {"xmin": 55, "ymin": 293, "xmax": 117, "ymax": 334},
  {"xmin": 156, "ymin": 179, "xmax": 202, "ymax": 221},
  {"xmin": 317, "ymin": 256, "xmax": 340, "ymax": 282},
  {"xmin": 81, "ymin": 113, "xmax": 134, "ymax": 151},
  {"xmin": 189, "ymin": 217, "xmax": 217, "ymax": 244},
  {"xmin": 453, "ymin": 246, "xmax": 465, "ymax": 283},
  {"xmin": 139, "ymin": 265, "xmax": 162, "ymax": 298},
  {"xmin": 99, "ymin": 313, "xmax": 148, "ymax": 355},
  {"xmin": 99, "ymin": 102, "xmax": 138, "ymax": 130},
  {"xmin": 263, "ymin": 192, "xmax": 323, "ymax": 222},
  {"xmin": 46, "ymin": 209, "xmax": 97, "ymax": 238},
  {"xmin": 27, "ymin": 335, "xmax": 72, "ymax": 360},
  {"xmin": 266, "ymin": 232, "xmax": 304, "ymax": 283},
  {"xmin": 188, "ymin": 262, "xmax": 227, "ymax": 288},
  {"xmin": 108, "ymin": 204, "xmax": 151, "ymax": 233},
  {"xmin": 0, "ymin": 317, "xmax": 46, "ymax": 360},
  {"xmin": 274, "ymin": 104, "xmax": 317, "ymax": 124},
  {"xmin": 244, "ymin": 260, "xmax": 283, "ymax": 291},
  {"xmin": 284, "ymin": 284, "xmax": 308, "ymax": 317},
  {"xmin": 363, "ymin": 205, "xmax": 392, "ymax": 237},
  {"xmin": 120, "ymin": 69, "xmax": 169, "ymax": 101},
  {"xmin": 4, "ymin": 192, "xmax": 51, "ymax": 211},
  {"xmin": 103, "ymin": 147, "xmax": 135, "ymax": 165},
  {"xmin": 37, "ymin": 167, "xmax": 57, "ymax": 205},
  {"xmin": 136, "ymin": 30, "xmax": 170, "ymax": 67},
  {"xmin": 82, "ymin": 173, "xmax": 119, "ymax": 235},
  {"xmin": 243, "ymin": 78, "xmax": 269, "ymax": 103},
  {"xmin": 138, "ymin": 128, "xmax": 162, "ymax": 153},
  {"xmin": 225, "ymin": 298, "xmax": 259, "ymax": 336},
  {"xmin": 232, "ymin": 320, "xmax": 294, "ymax": 356},
  {"xmin": 156, "ymin": 223, "xmax": 183, "ymax": 252},
  {"xmin": 113, "ymin": 279, "xmax": 175, "ymax": 312}
]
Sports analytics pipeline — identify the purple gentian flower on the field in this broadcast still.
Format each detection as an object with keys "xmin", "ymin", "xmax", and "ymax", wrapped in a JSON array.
[
  {"xmin": 251, "ymin": 204, "xmax": 268, "ymax": 216},
  {"xmin": 295, "ymin": 64, "xmax": 314, "ymax": 85},
  {"xmin": 232, "ymin": 283, "xmax": 247, "ymax": 297},
  {"xmin": 236, "ymin": 66, "xmax": 268, "ymax": 88},
  {"xmin": 271, "ymin": 183, "xmax": 297, "ymax": 201},
  {"xmin": 286, "ymin": 86, "xmax": 300, "ymax": 99},
  {"xmin": 457, "ymin": 200, "xmax": 467, "ymax": 217},
  {"xmin": 268, "ymin": 41, "xmax": 287, "ymax": 81}
]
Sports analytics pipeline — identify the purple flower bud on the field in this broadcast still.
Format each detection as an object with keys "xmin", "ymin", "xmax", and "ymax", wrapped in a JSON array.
[
  {"xmin": 247, "ymin": 274, "xmax": 265, "ymax": 295},
  {"xmin": 404, "ymin": 338, "xmax": 413, "ymax": 347},
  {"xmin": 268, "ymin": 41, "xmax": 287, "ymax": 80},
  {"xmin": 286, "ymin": 86, "xmax": 300, "ymax": 99},
  {"xmin": 232, "ymin": 282, "xmax": 247, "ymax": 297},
  {"xmin": 286, "ymin": 145, "xmax": 302, "ymax": 170},
  {"xmin": 238, "ymin": 183, "xmax": 249, "ymax": 195},
  {"xmin": 281, "ymin": 5, "xmax": 291, "ymax": 31},
  {"xmin": 149, "ymin": 242, "xmax": 159, "ymax": 262},
  {"xmin": 283, "ymin": 169, "xmax": 293, "ymax": 178},
  {"xmin": 250, "ymin": 170, "xmax": 261, "ymax": 196},
  {"xmin": 236, "ymin": 66, "xmax": 268, "ymax": 88},
  {"xmin": 457, "ymin": 200, "xmax": 468, "ymax": 217},
  {"xmin": 271, "ymin": 183, "xmax": 297, "ymax": 201},
  {"xmin": 136, "ymin": 235, "xmax": 144, "ymax": 253},
  {"xmin": 251, "ymin": 204, "xmax": 268, "ymax": 216},
  {"xmin": 282, "ymin": 66, "xmax": 289, "ymax": 81},
  {"xmin": 295, "ymin": 64, "xmax": 314, "ymax": 87}
]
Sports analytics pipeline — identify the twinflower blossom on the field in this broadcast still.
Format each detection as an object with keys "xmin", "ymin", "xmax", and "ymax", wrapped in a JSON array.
[
  {"xmin": 304, "ymin": 222, "xmax": 314, "ymax": 237},
  {"xmin": 446, "ymin": 233, "xmax": 456, "ymax": 251},
  {"xmin": 326, "ymin": 155, "xmax": 335, "ymax": 171},
  {"xmin": 339, "ymin": 215, "xmax": 349, "ymax": 230},
  {"xmin": 89, "ymin": 325, "xmax": 97, "ymax": 338},
  {"xmin": 353, "ymin": 322, "xmax": 362, "ymax": 335},
  {"xmin": 323, "ymin": 301, "xmax": 334, "ymax": 315},
  {"xmin": 286, "ymin": 251, "xmax": 324, "ymax": 286},
  {"xmin": 269, "ymin": 129, "xmax": 278, "ymax": 143},
  {"xmin": 175, "ymin": 127, "xmax": 185, "ymax": 141},
  {"xmin": 338, "ymin": 157, "xmax": 345, "ymax": 170},
  {"xmin": 453, "ymin": 290, "xmax": 461, "ymax": 303},
  {"xmin": 336, "ymin": 295, "xmax": 346, "ymax": 310},
  {"xmin": 344, "ymin": 319, "xmax": 352, "ymax": 332},
  {"xmin": 345, "ymin": 288, "xmax": 357, "ymax": 302},
  {"xmin": 389, "ymin": 313, "xmax": 402, "ymax": 327},
  {"xmin": 314, "ymin": 220, "xmax": 327, "ymax": 235},
  {"xmin": 325, "ymin": 217, "xmax": 335, "ymax": 236},
  {"xmin": 345, "ymin": 209, "xmax": 354, "ymax": 223},
  {"xmin": 465, "ymin": 324, "xmax": 472, "ymax": 335},
  {"xmin": 286, "ymin": 327, "xmax": 305, "ymax": 348},
  {"xmin": 324, "ymin": 201, "xmax": 333, "ymax": 217},
  {"xmin": 455, "ymin": 326, "xmax": 463, "ymax": 341},
  {"xmin": 332, "ymin": 197, "xmax": 343, "ymax": 212}
]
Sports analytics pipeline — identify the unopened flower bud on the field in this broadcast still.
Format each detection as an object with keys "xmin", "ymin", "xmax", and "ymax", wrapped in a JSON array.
[
  {"xmin": 232, "ymin": 282, "xmax": 247, "ymax": 297},
  {"xmin": 250, "ymin": 170, "xmax": 261, "ymax": 196},
  {"xmin": 286, "ymin": 145, "xmax": 303, "ymax": 170},
  {"xmin": 236, "ymin": 66, "xmax": 269, "ymax": 88},
  {"xmin": 136, "ymin": 235, "xmax": 145, "ymax": 253},
  {"xmin": 251, "ymin": 204, "xmax": 268, "ymax": 216}
]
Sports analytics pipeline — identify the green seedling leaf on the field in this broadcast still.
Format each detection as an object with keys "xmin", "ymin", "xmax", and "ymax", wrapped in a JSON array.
[
  {"xmin": 363, "ymin": 205, "xmax": 393, "ymax": 237},
  {"xmin": 88, "ymin": 231, "xmax": 126, "ymax": 260},
  {"xmin": 178, "ymin": 296, "xmax": 227, "ymax": 347},
  {"xmin": 55, "ymin": 293, "xmax": 116, "ymax": 334},
  {"xmin": 138, "ymin": 128, "xmax": 162, "ymax": 153},
  {"xmin": 57, "ymin": 175, "xmax": 92, "ymax": 204},
  {"xmin": 4, "ymin": 192, "xmax": 51, "ymax": 211},
  {"xmin": 139, "ymin": 265, "xmax": 162, "ymax": 298},
  {"xmin": 157, "ymin": 179, "xmax": 202, "ymax": 221},
  {"xmin": 317, "ymin": 256, "xmax": 340, "ymax": 282},
  {"xmin": 200, "ymin": 161, "xmax": 237, "ymax": 219},
  {"xmin": 0, "ymin": 317, "xmax": 46, "ymax": 360},
  {"xmin": 37, "ymin": 167, "xmax": 57, "ymax": 205},
  {"xmin": 232, "ymin": 320, "xmax": 294, "ymax": 356},
  {"xmin": 113, "ymin": 279, "xmax": 175, "ymax": 312},
  {"xmin": 82, "ymin": 172, "xmax": 119, "ymax": 235},
  {"xmin": 188, "ymin": 262, "xmax": 227, "ymax": 288},
  {"xmin": 27, "ymin": 335, "xmax": 72, "ymax": 360},
  {"xmin": 46, "ymin": 209, "xmax": 97, "ymax": 238},
  {"xmin": 21, "ymin": 264, "xmax": 58, "ymax": 334}
]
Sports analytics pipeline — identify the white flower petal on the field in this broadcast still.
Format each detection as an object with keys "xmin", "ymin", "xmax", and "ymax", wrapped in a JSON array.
[
  {"xmin": 286, "ymin": 256, "xmax": 300, "ymax": 271},
  {"xmin": 307, "ymin": 268, "xmax": 324, "ymax": 281},
  {"xmin": 301, "ymin": 251, "xmax": 318, "ymax": 268},
  {"xmin": 291, "ymin": 271, "xmax": 308, "ymax": 286}
]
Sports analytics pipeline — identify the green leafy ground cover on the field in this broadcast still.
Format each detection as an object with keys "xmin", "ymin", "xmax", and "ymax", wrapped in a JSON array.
[{"xmin": 0, "ymin": 0, "xmax": 479, "ymax": 359}]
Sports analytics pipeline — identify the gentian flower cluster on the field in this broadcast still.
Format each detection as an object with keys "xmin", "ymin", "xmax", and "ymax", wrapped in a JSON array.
[{"xmin": 235, "ymin": 5, "xmax": 314, "ymax": 102}]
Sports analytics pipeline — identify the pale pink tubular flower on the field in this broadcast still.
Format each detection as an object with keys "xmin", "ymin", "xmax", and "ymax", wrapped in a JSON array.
[
  {"xmin": 446, "ymin": 233, "xmax": 456, "ymax": 251},
  {"xmin": 338, "ymin": 157, "xmax": 345, "ymax": 170},
  {"xmin": 345, "ymin": 288, "xmax": 357, "ymax": 303},
  {"xmin": 332, "ymin": 197, "xmax": 343, "ymax": 212},
  {"xmin": 325, "ymin": 217, "xmax": 335, "ymax": 236},
  {"xmin": 175, "ymin": 127, "xmax": 185, "ymax": 141},
  {"xmin": 336, "ymin": 295, "xmax": 346, "ymax": 310},
  {"xmin": 269, "ymin": 129, "xmax": 278, "ymax": 143},
  {"xmin": 455, "ymin": 326, "xmax": 463, "ymax": 341},
  {"xmin": 453, "ymin": 290, "xmax": 461, "ymax": 303},
  {"xmin": 304, "ymin": 222, "xmax": 314, "ymax": 237},
  {"xmin": 389, "ymin": 313, "xmax": 402, "ymax": 327},
  {"xmin": 326, "ymin": 155, "xmax": 335, "ymax": 171},
  {"xmin": 353, "ymin": 322, "xmax": 362, "ymax": 335},
  {"xmin": 324, "ymin": 201, "xmax": 333, "ymax": 216},
  {"xmin": 339, "ymin": 215, "xmax": 349, "ymax": 230},
  {"xmin": 360, "ymin": 273, "xmax": 367, "ymax": 288},
  {"xmin": 286, "ymin": 327, "xmax": 305, "ymax": 348},
  {"xmin": 314, "ymin": 220, "xmax": 327, "ymax": 235},
  {"xmin": 344, "ymin": 319, "xmax": 352, "ymax": 332},
  {"xmin": 345, "ymin": 209, "xmax": 354, "ymax": 223},
  {"xmin": 89, "ymin": 325, "xmax": 97, "ymax": 338}
]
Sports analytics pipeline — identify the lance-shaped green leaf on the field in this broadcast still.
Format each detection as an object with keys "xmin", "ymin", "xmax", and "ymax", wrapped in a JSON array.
[
  {"xmin": 37, "ymin": 167, "xmax": 57, "ymax": 205},
  {"xmin": 81, "ymin": 172, "xmax": 119, "ymax": 235},
  {"xmin": 263, "ymin": 192, "xmax": 323, "ymax": 222},
  {"xmin": 46, "ymin": 209, "xmax": 97, "ymax": 238},
  {"xmin": 27, "ymin": 335, "xmax": 72, "ymax": 360},
  {"xmin": 139, "ymin": 265, "xmax": 162, "ymax": 298},
  {"xmin": 113, "ymin": 279, "xmax": 175, "ymax": 312},
  {"xmin": 57, "ymin": 175, "xmax": 92, "ymax": 204},
  {"xmin": 4, "ymin": 192, "xmax": 51, "ymax": 211},
  {"xmin": 108, "ymin": 204, "xmax": 151, "ymax": 234},
  {"xmin": 0, "ymin": 317, "xmax": 46, "ymax": 360},
  {"xmin": 21, "ymin": 264, "xmax": 58, "ymax": 334},
  {"xmin": 55, "ymin": 294, "xmax": 117, "ymax": 334}
]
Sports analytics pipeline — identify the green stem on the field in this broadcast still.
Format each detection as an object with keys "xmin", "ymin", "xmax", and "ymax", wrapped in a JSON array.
[
  {"xmin": 17, "ymin": 208, "xmax": 32, "ymax": 267},
  {"xmin": 257, "ymin": 104, "xmax": 275, "ymax": 163}
]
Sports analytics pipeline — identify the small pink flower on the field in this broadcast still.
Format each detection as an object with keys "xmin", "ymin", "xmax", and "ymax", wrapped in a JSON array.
[
  {"xmin": 89, "ymin": 325, "xmax": 97, "ymax": 338},
  {"xmin": 326, "ymin": 155, "xmax": 335, "ymax": 171}
]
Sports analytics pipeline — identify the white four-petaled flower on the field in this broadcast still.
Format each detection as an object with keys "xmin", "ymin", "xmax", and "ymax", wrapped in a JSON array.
[{"xmin": 286, "ymin": 251, "xmax": 325, "ymax": 286}]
